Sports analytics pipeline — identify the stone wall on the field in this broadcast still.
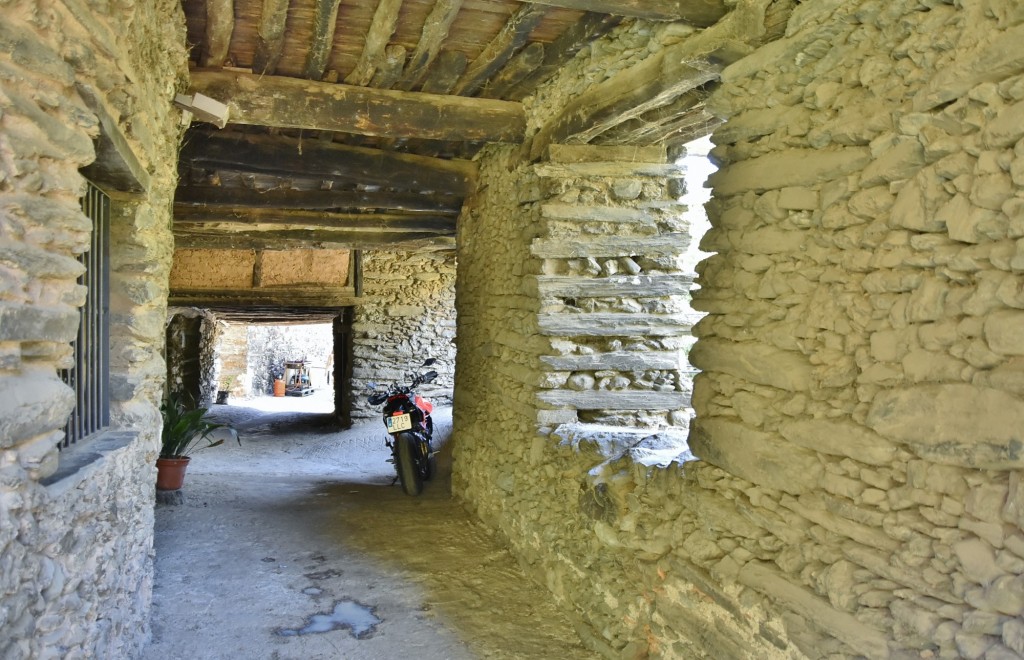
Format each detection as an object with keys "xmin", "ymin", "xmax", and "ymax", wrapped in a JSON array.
[
  {"xmin": 453, "ymin": 1, "xmax": 1024, "ymax": 658},
  {"xmin": 216, "ymin": 322, "xmax": 249, "ymax": 398},
  {"xmin": 350, "ymin": 249, "xmax": 457, "ymax": 420},
  {"xmin": 0, "ymin": 1, "xmax": 187, "ymax": 657}
]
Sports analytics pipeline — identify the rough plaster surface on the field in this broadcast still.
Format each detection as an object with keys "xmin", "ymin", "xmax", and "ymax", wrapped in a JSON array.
[
  {"xmin": 452, "ymin": 1, "xmax": 1024, "ymax": 658},
  {"xmin": 0, "ymin": 0, "xmax": 187, "ymax": 657}
]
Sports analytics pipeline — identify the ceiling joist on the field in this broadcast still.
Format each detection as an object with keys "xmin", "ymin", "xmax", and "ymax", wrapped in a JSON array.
[
  {"xmin": 252, "ymin": 0, "xmax": 290, "ymax": 75},
  {"xmin": 175, "ymin": 185, "xmax": 463, "ymax": 214},
  {"xmin": 201, "ymin": 0, "xmax": 234, "ymax": 68},
  {"xmin": 520, "ymin": 0, "xmax": 727, "ymax": 25}
]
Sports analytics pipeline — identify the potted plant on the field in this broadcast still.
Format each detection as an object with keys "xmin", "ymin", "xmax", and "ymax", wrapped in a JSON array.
[{"xmin": 157, "ymin": 393, "xmax": 238, "ymax": 490}]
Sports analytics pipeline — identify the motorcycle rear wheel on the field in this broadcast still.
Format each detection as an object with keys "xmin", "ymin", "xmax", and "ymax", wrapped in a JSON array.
[{"xmin": 395, "ymin": 433, "xmax": 424, "ymax": 496}]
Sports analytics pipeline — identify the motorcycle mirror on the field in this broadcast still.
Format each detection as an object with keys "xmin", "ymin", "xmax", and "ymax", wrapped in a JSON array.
[
  {"xmin": 368, "ymin": 392, "xmax": 388, "ymax": 405},
  {"xmin": 422, "ymin": 358, "xmax": 436, "ymax": 367},
  {"xmin": 422, "ymin": 370, "xmax": 438, "ymax": 383}
]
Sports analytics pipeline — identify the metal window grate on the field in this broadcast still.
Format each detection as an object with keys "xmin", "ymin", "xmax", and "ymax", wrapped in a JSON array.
[{"xmin": 59, "ymin": 181, "xmax": 111, "ymax": 448}]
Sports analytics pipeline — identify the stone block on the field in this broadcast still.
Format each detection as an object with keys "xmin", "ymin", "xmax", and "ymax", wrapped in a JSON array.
[
  {"xmin": 778, "ymin": 418, "xmax": 896, "ymax": 466},
  {"xmin": 687, "ymin": 416, "xmax": 823, "ymax": 495},
  {"xmin": 708, "ymin": 148, "xmax": 871, "ymax": 196},
  {"xmin": 689, "ymin": 338, "xmax": 812, "ymax": 392},
  {"xmin": 984, "ymin": 310, "xmax": 1024, "ymax": 356},
  {"xmin": 0, "ymin": 372, "xmax": 76, "ymax": 448},
  {"xmin": 861, "ymin": 139, "xmax": 925, "ymax": 186},
  {"xmin": 983, "ymin": 99, "xmax": 1024, "ymax": 149},
  {"xmin": 866, "ymin": 384, "xmax": 1024, "ymax": 469}
]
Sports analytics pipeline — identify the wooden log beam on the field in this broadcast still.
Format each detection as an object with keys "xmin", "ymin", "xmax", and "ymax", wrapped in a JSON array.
[
  {"xmin": 173, "ymin": 231, "xmax": 456, "ymax": 251},
  {"xmin": 370, "ymin": 45, "xmax": 407, "ymax": 89},
  {"xmin": 303, "ymin": 0, "xmax": 342, "ymax": 80},
  {"xmin": 173, "ymin": 207, "xmax": 456, "ymax": 233},
  {"xmin": 189, "ymin": 70, "xmax": 526, "ymax": 142},
  {"xmin": 481, "ymin": 42, "xmax": 544, "ymax": 99},
  {"xmin": 419, "ymin": 50, "xmax": 468, "ymax": 94},
  {"xmin": 169, "ymin": 286, "xmax": 360, "ymax": 309},
  {"xmin": 344, "ymin": 0, "xmax": 405, "ymax": 86},
  {"xmin": 252, "ymin": 0, "xmax": 290, "ymax": 75},
  {"xmin": 179, "ymin": 131, "xmax": 476, "ymax": 195},
  {"xmin": 537, "ymin": 389, "xmax": 690, "ymax": 410},
  {"xmin": 520, "ymin": 0, "xmax": 726, "ymax": 25},
  {"xmin": 395, "ymin": 0, "xmax": 463, "ymax": 91},
  {"xmin": 175, "ymin": 185, "xmax": 462, "ymax": 214},
  {"xmin": 504, "ymin": 12, "xmax": 621, "ymax": 101},
  {"xmin": 201, "ymin": 0, "xmax": 235, "ymax": 68},
  {"xmin": 452, "ymin": 4, "xmax": 548, "ymax": 97}
]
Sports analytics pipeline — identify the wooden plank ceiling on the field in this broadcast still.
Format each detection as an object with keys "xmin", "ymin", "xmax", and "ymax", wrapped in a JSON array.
[{"xmin": 174, "ymin": 0, "xmax": 768, "ymax": 254}]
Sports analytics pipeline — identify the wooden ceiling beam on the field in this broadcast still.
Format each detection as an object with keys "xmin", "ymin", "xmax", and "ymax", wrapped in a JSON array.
[
  {"xmin": 520, "ymin": 0, "xmax": 727, "ymax": 25},
  {"xmin": 344, "ymin": 0, "xmax": 405, "ymax": 86},
  {"xmin": 303, "ymin": 0, "xmax": 342, "ymax": 80},
  {"xmin": 252, "ymin": 0, "xmax": 290, "ymax": 75},
  {"xmin": 370, "ymin": 45, "xmax": 407, "ymax": 89},
  {"xmin": 179, "ymin": 131, "xmax": 476, "ymax": 195},
  {"xmin": 504, "ymin": 12, "xmax": 621, "ymax": 101},
  {"xmin": 173, "ymin": 231, "xmax": 456, "ymax": 251},
  {"xmin": 174, "ymin": 185, "xmax": 463, "ymax": 214},
  {"xmin": 481, "ymin": 42, "xmax": 544, "ymax": 99},
  {"xmin": 173, "ymin": 208, "xmax": 456, "ymax": 233},
  {"xmin": 451, "ymin": 4, "xmax": 548, "ymax": 97},
  {"xmin": 189, "ymin": 70, "xmax": 525, "ymax": 142},
  {"xmin": 201, "ymin": 0, "xmax": 235, "ymax": 67},
  {"xmin": 395, "ymin": 0, "xmax": 463, "ymax": 91}
]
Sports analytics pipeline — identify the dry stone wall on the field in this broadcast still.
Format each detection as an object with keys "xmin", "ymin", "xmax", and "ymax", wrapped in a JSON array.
[
  {"xmin": 350, "ymin": 249, "xmax": 457, "ymax": 420},
  {"xmin": 0, "ymin": 1, "xmax": 187, "ymax": 657},
  {"xmin": 454, "ymin": 1, "xmax": 1024, "ymax": 658}
]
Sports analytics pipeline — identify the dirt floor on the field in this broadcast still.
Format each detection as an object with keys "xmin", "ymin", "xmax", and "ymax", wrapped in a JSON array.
[{"xmin": 142, "ymin": 391, "xmax": 594, "ymax": 660}]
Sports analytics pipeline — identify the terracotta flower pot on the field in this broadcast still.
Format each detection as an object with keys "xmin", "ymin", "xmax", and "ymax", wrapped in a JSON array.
[{"xmin": 155, "ymin": 457, "xmax": 191, "ymax": 491}]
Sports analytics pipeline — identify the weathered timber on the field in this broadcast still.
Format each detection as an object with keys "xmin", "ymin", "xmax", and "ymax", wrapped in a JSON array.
[
  {"xmin": 179, "ymin": 131, "xmax": 476, "ymax": 195},
  {"xmin": 173, "ymin": 208, "xmax": 455, "ymax": 233},
  {"xmin": 505, "ymin": 12, "xmax": 622, "ymax": 101},
  {"xmin": 189, "ymin": 70, "xmax": 526, "ymax": 142},
  {"xmin": 547, "ymin": 144, "xmax": 667, "ymax": 163},
  {"xmin": 537, "ymin": 313, "xmax": 693, "ymax": 337},
  {"xmin": 541, "ymin": 203, "xmax": 654, "ymax": 224},
  {"xmin": 175, "ymin": 185, "xmax": 462, "ymax": 214},
  {"xmin": 534, "ymin": 161, "xmax": 682, "ymax": 178},
  {"xmin": 521, "ymin": 0, "xmax": 726, "ymax": 25},
  {"xmin": 537, "ymin": 389, "xmax": 690, "ymax": 410},
  {"xmin": 531, "ymin": 234, "xmax": 688, "ymax": 259},
  {"xmin": 534, "ymin": 274, "xmax": 693, "ymax": 298},
  {"xmin": 303, "ymin": 0, "xmax": 342, "ymax": 80},
  {"xmin": 452, "ymin": 4, "xmax": 548, "ymax": 96},
  {"xmin": 169, "ymin": 286, "xmax": 360, "ymax": 309},
  {"xmin": 395, "ymin": 0, "xmax": 463, "ymax": 91},
  {"xmin": 540, "ymin": 350, "xmax": 683, "ymax": 371},
  {"xmin": 345, "ymin": 0, "xmax": 405, "ymax": 86},
  {"xmin": 173, "ymin": 230, "xmax": 456, "ymax": 251},
  {"xmin": 420, "ymin": 50, "xmax": 469, "ymax": 94},
  {"xmin": 593, "ymin": 90, "xmax": 714, "ymax": 145},
  {"xmin": 252, "ymin": 0, "xmax": 291, "ymax": 75},
  {"xmin": 370, "ymin": 45, "xmax": 407, "ymax": 89},
  {"xmin": 202, "ymin": 0, "xmax": 235, "ymax": 68},
  {"xmin": 481, "ymin": 42, "xmax": 544, "ymax": 99}
]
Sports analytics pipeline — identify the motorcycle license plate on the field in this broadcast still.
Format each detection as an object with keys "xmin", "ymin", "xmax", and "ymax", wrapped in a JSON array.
[{"xmin": 386, "ymin": 413, "xmax": 412, "ymax": 433}]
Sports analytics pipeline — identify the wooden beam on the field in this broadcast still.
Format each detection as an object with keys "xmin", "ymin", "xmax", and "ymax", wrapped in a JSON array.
[
  {"xmin": 419, "ymin": 50, "xmax": 468, "ymax": 94},
  {"xmin": 201, "ymin": 0, "xmax": 235, "ymax": 68},
  {"xmin": 303, "ymin": 0, "xmax": 342, "ymax": 80},
  {"xmin": 481, "ymin": 42, "xmax": 544, "ymax": 99},
  {"xmin": 520, "ymin": 0, "xmax": 726, "ymax": 25},
  {"xmin": 345, "ymin": 0, "xmax": 404, "ymax": 86},
  {"xmin": 537, "ymin": 389, "xmax": 690, "ymax": 410},
  {"xmin": 370, "ymin": 45, "xmax": 407, "ymax": 89},
  {"xmin": 531, "ymin": 233, "xmax": 688, "ymax": 259},
  {"xmin": 189, "ymin": 70, "xmax": 526, "ymax": 142},
  {"xmin": 173, "ymin": 231, "xmax": 456, "ymax": 251},
  {"xmin": 169, "ymin": 286, "xmax": 360, "ymax": 309},
  {"xmin": 504, "ymin": 12, "xmax": 621, "ymax": 101},
  {"xmin": 175, "ymin": 185, "xmax": 462, "ymax": 214},
  {"xmin": 592, "ymin": 88, "xmax": 713, "ymax": 145},
  {"xmin": 395, "ymin": 0, "xmax": 463, "ymax": 91},
  {"xmin": 452, "ymin": 4, "xmax": 548, "ymax": 96},
  {"xmin": 178, "ymin": 131, "xmax": 476, "ymax": 195},
  {"xmin": 252, "ymin": 0, "xmax": 290, "ymax": 75},
  {"xmin": 173, "ymin": 207, "xmax": 456, "ymax": 233}
]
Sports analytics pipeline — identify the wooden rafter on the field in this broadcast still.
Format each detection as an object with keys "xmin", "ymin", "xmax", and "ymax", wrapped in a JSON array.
[
  {"xmin": 481, "ymin": 42, "xmax": 544, "ymax": 99},
  {"xmin": 303, "ymin": 0, "xmax": 342, "ymax": 80},
  {"xmin": 189, "ymin": 70, "xmax": 526, "ymax": 142},
  {"xmin": 344, "ymin": 0, "xmax": 405, "ymax": 86},
  {"xmin": 521, "ymin": 0, "xmax": 727, "ymax": 25},
  {"xmin": 419, "ymin": 50, "xmax": 468, "ymax": 94},
  {"xmin": 370, "ymin": 45, "xmax": 408, "ymax": 89},
  {"xmin": 451, "ymin": 4, "xmax": 548, "ymax": 96},
  {"xmin": 252, "ymin": 0, "xmax": 290, "ymax": 75},
  {"xmin": 201, "ymin": 0, "xmax": 235, "ymax": 67},
  {"xmin": 179, "ymin": 131, "xmax": 476, "ymax": 195},
  {"xmin": 395, "ymin": 0, "xmax": 463, "ymax": 91},
  {"xmin": 173, "ymin": 208, "xmax": 456, "ymax": 233}
]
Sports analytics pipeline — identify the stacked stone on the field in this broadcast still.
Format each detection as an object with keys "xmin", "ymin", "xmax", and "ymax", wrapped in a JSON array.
[
  {"xmin": 684, "ymin": 0, "xmax": 1024, "ymax": 657},
  {"xmin": 350, "ymin": 250, "xmax": 457, "ymax": 420},
  {"xmin": 215, "ymin": 322, "xmax": 250, "ymax": 398},
  {"xmin": 0, "ymin": 1, "xmax": 187, "ymax": 657}
]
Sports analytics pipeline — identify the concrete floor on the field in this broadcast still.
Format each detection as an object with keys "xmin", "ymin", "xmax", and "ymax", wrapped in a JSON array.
[{"xmin": 142, "ymin": 394, "xmax": 593, "ymax": 659}]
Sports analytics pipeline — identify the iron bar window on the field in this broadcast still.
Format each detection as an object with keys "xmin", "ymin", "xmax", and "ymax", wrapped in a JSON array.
[{"xmin": 59, "ymin": 181, "xmax": 110, "ymax": 447}]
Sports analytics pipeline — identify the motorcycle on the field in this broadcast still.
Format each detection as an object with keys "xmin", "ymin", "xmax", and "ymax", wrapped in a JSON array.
[{"xmin": 367, "ymin": 358, "xmax": 438, "ymax": 496}]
